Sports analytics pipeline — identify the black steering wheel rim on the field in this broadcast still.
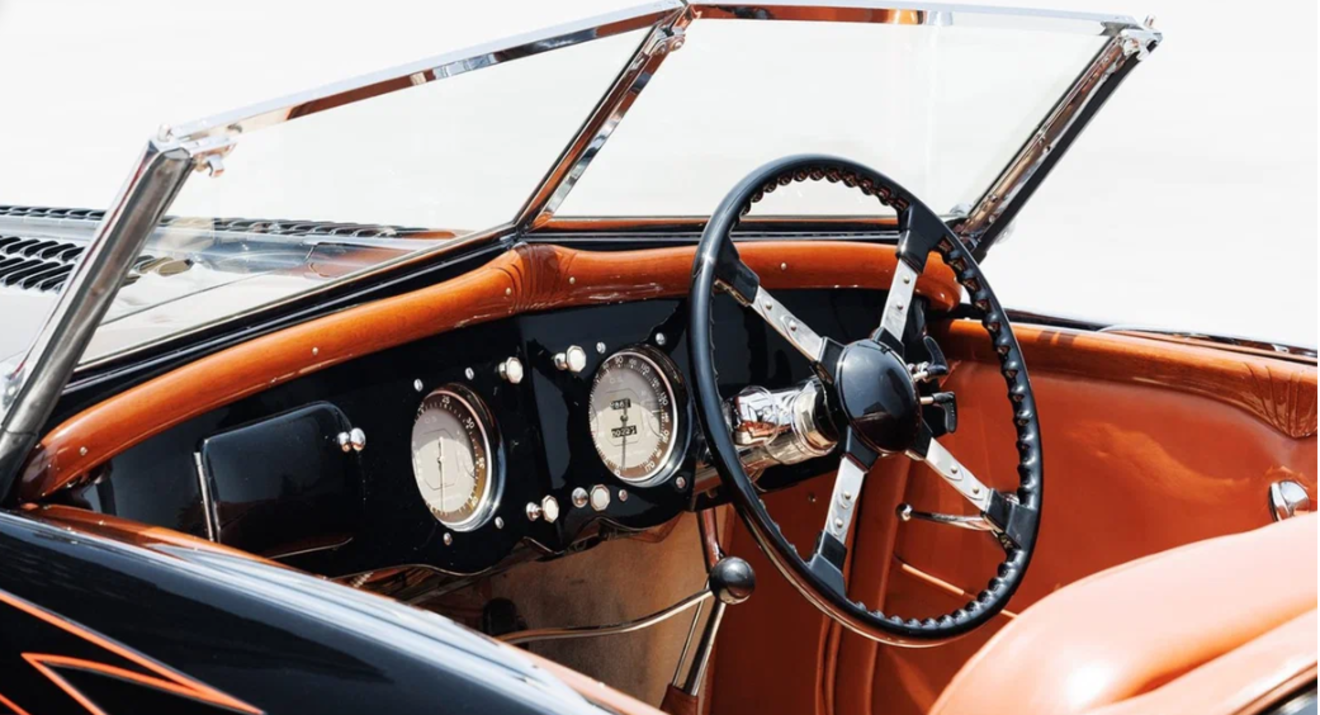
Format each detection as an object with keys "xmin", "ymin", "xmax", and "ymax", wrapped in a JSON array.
[{"xmin": 687, "ymin": 154, "xmax": 1042, "ymax": 645}]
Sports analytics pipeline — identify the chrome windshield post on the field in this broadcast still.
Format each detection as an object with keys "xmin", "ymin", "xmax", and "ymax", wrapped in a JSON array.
[{"xmin": 0, "ymin": 140, "xmax": 196, "ymax": 498}]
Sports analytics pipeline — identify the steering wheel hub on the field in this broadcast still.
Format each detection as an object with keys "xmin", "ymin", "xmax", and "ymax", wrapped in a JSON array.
[{"xmin": 833, "ymin": 340, "xmax": 920, "ymax": 455}]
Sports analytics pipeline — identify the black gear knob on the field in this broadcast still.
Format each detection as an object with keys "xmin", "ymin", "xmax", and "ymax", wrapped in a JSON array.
[{"xmin": 709, "ymin": 556, "xmax": 756, "ymax": 605}]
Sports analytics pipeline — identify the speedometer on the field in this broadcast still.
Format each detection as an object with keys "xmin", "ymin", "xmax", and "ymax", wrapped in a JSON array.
[
  {"xmin": 588, "ymin": 347, "xmax": 686, "ymax": 486},
  {"xmin": 411, "ymin": 385, "xmax": 500, "ymax": 531}
]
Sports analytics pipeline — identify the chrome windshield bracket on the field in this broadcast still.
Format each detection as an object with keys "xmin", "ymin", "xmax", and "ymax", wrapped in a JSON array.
[
  {"xmin": 958, "ymin": 21, "xmax": 1161, "ymax": 257},
  {"xmin": 0, "ymin": 141, "xmax": 195, "ymax": 498},
  {"xmin": 515, "ymin": 5, "xmax": 692, "ymax": 231}
]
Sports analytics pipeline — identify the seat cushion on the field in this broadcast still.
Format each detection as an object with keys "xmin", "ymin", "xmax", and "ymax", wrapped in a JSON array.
[{"xmin": 930, "ymin": 514, "xmax": 1317, "ymax": 715}]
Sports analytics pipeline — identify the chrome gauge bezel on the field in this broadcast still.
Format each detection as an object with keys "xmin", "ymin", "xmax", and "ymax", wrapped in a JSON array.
[
  {"xmin": 410, "ymin": 384, "xmax": 503, "ymax": 532},
  {"xmin": 588, "ymin": 346, "xmax": 688, "ymax": 488}
]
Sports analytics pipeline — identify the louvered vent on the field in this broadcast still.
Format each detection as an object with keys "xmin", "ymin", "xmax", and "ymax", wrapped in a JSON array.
[{"xmin": 0, "ymin": 236, "xmax": 83, "ymax": 291}]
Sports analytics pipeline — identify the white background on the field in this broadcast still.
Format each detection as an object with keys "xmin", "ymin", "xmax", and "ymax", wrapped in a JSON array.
[{"xmin": 0, "ymin": 0, "xmax": 1314, "ymax": 346}]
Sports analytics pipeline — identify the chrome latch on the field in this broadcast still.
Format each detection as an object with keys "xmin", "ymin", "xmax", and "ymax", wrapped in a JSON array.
[{"xmin": 1269, "ymin": 480, "xmax": 1311, "ymax": 521}]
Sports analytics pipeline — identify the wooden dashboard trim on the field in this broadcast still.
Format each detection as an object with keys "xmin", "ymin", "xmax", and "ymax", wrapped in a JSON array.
[{"xmin": 22, "ymin": 241, "xmax": 959, "ymax": 500}]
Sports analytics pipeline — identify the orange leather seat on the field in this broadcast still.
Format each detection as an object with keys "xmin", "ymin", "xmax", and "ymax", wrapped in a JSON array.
[{"xmin": 931, "ymin": 514, "xmax": 1317, "ymax": 715}]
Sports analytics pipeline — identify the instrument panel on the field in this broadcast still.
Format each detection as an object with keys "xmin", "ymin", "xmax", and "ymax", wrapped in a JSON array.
[
  {"xmin": 410, "ymin": 385, "xmax": 500, "ymax": 532},
  {"xmin": 588, "ymin": 347, "xmax": 687, "ymax": 487},
  {"xmin": 80, "ymin": 289, "xmax": 884, "ymax": 579}
]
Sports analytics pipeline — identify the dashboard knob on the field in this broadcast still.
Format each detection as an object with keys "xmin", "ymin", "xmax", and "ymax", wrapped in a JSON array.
[
  {"xmin": 498, "ymin": 357, "xmax": 525, "ymax": 384},
  {"xmin": 553, "ymin": 346, "xmax": 587, "ymax": 374},
  {"xmin": 589, "ymin": 485, "xmax": 611, "ymax": 512},
  {"xmin": 541, "ymin": 496, "xmax": 560, "ymax": 523}
]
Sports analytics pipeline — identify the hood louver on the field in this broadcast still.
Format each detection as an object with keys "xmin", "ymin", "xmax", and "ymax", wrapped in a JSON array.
[{"xmin": 0, "ymin": 236, "xmax": 83, "ymax": 291}]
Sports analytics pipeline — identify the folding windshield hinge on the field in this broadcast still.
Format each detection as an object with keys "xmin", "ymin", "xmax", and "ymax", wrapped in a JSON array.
[
  {"xmin": 155, "ymin": 124, "xmax": 237, "ymax": 178},
  {"xmin": 647, "ymin": 22, "xmax": 687, "ymax": 56},
  {"xmin": 1119, "ymin": 17, "xmax": 1161, "ymax": 61}
]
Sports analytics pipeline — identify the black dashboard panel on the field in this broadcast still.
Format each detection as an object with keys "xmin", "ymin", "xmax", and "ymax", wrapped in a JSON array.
[{"xmin": 66, "ymin": 289, "xmax": 897, "ymax": 577}]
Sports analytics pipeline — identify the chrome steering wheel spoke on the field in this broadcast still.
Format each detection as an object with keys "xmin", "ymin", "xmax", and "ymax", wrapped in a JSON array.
[
  {"xmin": 906, "ymin": 430, "xmax": 993, "ymax": 513},
  {"xmin": 745, "ymin": 284, "xmax": 827, "ymax": 366},
  {"xmin": 873, "ymin": 258, "xmax": 919, "ymax": 353},
  {"xmin": 902, "ymin": 426, "xmax": 1037, "ymax": 551},
  {"xmin": 804, "ymin": 430, "xmax": 877, "ymax": 598}
]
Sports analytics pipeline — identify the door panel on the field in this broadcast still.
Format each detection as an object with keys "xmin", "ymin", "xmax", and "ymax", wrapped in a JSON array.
[{"xmin": 714, "ymin": 322, "xmax": 1317, "ymax": 715}]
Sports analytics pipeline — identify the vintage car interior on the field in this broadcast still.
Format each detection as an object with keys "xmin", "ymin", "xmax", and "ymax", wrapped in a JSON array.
[{"xmin": 0, "ymin": 4, "xmax": 1314, "ymax": 715}]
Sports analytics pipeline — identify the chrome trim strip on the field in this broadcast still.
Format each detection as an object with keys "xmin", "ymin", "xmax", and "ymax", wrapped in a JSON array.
[
  {"xmin": 1099, "ymin": 325, "xmax": 1318, "ymax": 358},
  {"xmin": 169, "ymin": 1, "xmax": 682, "ymax": 142},
  {"xmin": 516, "ymin": 7, "xmax": 692, "ymax": 230},
  {"xmin": 691, "ymin": 1, "xmax": 1146, "ymax": 35},
  {"xmin": 192, "ymin": 451, "xmax": 218, "ymax": 542},
  {"xmin": 0, "ymin": 142, "xmax": 194, "ymax": 495}
]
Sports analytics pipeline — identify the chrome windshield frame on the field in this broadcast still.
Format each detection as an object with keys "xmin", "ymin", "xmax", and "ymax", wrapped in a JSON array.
[
  {"xmin": 0, "ymin": 0, "xmax": 1161, "ymax": 498},
  {"xmin": 0, "ymin": 140, "xmax": 196, "ymax": 496}
]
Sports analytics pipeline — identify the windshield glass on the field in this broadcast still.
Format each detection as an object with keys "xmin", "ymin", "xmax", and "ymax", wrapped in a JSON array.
[
  {"xmin": 560, "ymin": 19, "xmax": 1105, "ymax": 218},
  {"xmin": 80, "ymin": 25, "xmax": 648, "ymax": 363},
  {"xmin": 52, "ymin": 2, "xmax": 1143, "ymax": 366}
]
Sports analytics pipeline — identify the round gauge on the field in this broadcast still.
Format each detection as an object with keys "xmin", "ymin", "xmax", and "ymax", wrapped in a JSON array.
[
  {"xmin": 410, "ymin": 385, "xmax": 500, "ymax": 531},
  {"xmin": 588, "ymin": 347, "xmax": 686, "ymax": 486}
]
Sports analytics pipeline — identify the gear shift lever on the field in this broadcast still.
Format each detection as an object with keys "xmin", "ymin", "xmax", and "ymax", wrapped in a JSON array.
[{"xmin": 661, "ymin": 556, "xmax": 756, "ymax": 714}]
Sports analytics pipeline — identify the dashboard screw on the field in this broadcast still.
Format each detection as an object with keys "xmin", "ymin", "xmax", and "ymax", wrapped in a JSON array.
[
  {"xmin": 525, "ymin": 502, "xmax": 542, "ymax": 521},
  {"xmin": 413, "ymin": 379, "xmax": 424, "ymax": 393},
  {"xmin": 572, "ymin": 487, "xmax": 589, "ymax": 508},
  {"xmin": 443, "ymin": 533, "xmax": 453, "ymax": 546},
  {"xmin": 675, "ymin": 476, "xmax": 688, "ymax": 491},
  {"xmin": 495, "ymin": 516, "xmax": 505, "ymax": 529},
  {"xmin": 596, "ymin": 342, "xmax": 607, "ymax": 355},
  {"xmin": 654, "ymin": 333, "xmax": 667, "ymax": 346},
  {"xmin": 464, "ymin": 367, "xmax": 475, "ymax": 380},
  {"xmin": 618, "ymin": 489, "xmax": 629, "ymax": 502}
]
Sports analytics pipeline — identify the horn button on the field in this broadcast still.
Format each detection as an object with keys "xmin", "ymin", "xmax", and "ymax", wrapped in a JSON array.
[{"xmin": 832, "ymin": 340, "xmax": 920, "ymax": 454}]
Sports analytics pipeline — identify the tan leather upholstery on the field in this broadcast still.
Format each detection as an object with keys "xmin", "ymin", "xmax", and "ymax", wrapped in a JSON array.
[{"xmin": 930, "ymin": 514, "xmax": 1318, "ymax": 715}]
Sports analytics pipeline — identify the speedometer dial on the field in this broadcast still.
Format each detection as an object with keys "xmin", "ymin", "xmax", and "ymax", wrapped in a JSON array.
[
  {"xmin": 411, "ymin": 385, "xmax": 499, "ymax": 531},
  {"xmin": 588, "ymin": 348, "xmax": 685, "ymax": 486}
]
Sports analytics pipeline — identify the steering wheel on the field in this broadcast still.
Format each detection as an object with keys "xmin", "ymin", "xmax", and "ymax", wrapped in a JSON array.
[{"xmin": 687, "ymin": 155, "xmax": 1042, "ymax": 645}]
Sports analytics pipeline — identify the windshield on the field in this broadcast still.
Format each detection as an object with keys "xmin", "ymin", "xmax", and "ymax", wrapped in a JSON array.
[
  {"xmin": 1, "ymin": 2, "xmax": 1150, "ymax": 367},
  {"xmin": 559, "ymin": 19, "xmax": 1105, "ymax": 218}
]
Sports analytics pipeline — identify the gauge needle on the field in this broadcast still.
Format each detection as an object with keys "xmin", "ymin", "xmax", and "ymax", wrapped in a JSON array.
[
  {"xmin": 620, "ymin": 407, "xmax": 629, "ymax": 469},
  {"xmin": 437, "ymin": 441, "xmax": 445, "ymax": 509}
]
